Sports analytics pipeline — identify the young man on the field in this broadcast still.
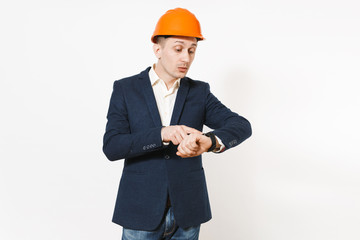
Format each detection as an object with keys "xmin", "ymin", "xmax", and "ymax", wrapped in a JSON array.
[{"xmin": 103, "ymin": 8, "xmax": 252, "ymax": 240}]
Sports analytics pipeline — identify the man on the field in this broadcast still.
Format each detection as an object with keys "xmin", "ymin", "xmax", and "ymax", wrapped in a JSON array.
[{"xmin": 103, "ymin": 8, "xmax": 252, "ymax": 240}]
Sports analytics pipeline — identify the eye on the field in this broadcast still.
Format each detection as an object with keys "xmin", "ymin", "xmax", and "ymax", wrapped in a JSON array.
[
  {"xmin": 189, "ymin": 48, "xmax": 196, "ymax": 54},
  {"xmin": 175, "ymin": 48, "xmax": 182, "ymax": 52}
]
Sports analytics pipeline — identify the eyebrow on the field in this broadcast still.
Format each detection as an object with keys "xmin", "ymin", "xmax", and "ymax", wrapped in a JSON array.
[{"xmin": 174, "ymin": 41, "xmax": 197, "ymax": 47}]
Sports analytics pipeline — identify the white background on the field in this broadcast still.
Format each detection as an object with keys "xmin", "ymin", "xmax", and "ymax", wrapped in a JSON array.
[{"xmin": 1, "ymin": 0, "xmax": 359, "ymax": 239}]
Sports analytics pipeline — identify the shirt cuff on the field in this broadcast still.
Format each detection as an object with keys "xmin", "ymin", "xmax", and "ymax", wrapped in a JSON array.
[{"xmin": 213, "ymin": 136, "xmax": 225, "ymax": 153}]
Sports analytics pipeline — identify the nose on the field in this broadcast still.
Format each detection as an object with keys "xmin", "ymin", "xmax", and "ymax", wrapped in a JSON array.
[{"xmin": 180, "ymin": 51, "xmax": 190, "ymax": 64}]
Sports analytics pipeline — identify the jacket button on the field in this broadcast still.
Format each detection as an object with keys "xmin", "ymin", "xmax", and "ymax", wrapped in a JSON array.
[{"xmin": 164, "ymin": 155, "xmax": 170, "ymax": 159}]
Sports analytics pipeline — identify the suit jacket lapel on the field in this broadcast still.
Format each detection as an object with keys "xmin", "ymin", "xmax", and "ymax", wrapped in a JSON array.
[
  {"xmin": 139, "ymin": 68, "xmax": 162, "ymax": 127},
  {"xmin": 170, "ymin": 78, "xmax": 189, "ymax": 125}
]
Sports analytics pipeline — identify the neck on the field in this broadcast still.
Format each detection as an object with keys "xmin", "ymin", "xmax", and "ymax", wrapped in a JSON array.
[{"xmin": 154, "ymin": 63, "xmax": 177, "ymax": 90}]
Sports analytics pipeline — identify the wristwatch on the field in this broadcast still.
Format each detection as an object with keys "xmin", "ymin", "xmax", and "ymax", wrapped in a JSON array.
[{"xmin": 204, "ymin": 132, "xmax": 218, "ymax": 152}]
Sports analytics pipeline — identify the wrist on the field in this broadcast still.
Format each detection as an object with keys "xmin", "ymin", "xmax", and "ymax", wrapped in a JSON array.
[{"xmin": 161, "ymin": 126, "xmax": 168, "ymax": 142}]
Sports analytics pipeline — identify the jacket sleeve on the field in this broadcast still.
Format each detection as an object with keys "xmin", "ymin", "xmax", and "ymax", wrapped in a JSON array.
[
  {"xmin": 204, "ymin": 83, "xmax": 252, "ymax": 151},
  {"xmin": 103, "ymin": 81, "xmax": 165, "ymax": 161}
]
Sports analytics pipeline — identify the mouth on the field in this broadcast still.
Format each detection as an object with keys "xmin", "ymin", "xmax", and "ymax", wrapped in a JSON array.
[{"xmin": 178, "ymin": 67, "xmax": 188, "ymax": 73}]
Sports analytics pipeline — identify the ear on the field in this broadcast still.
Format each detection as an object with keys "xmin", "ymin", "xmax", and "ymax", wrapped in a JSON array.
[{"xmin": 153, "ymin": 43, "xmax": 162, "ymax": 59}]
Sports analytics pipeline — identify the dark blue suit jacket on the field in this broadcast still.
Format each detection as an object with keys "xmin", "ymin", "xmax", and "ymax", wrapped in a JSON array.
[{"xmin": 103, "ymin": 67, "xmax": 251, "ymax": 230}]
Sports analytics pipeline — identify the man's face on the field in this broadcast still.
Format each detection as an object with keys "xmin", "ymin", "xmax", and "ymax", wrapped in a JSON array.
[{"xmin": 153, "ymin": 36, "xmax": 198, "ymax": 81}]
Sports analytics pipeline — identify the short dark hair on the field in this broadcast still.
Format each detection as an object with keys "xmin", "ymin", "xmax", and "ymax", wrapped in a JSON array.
[{"xmin": 155, "ymin": 35, "xmax": 172, "ymax": 44}]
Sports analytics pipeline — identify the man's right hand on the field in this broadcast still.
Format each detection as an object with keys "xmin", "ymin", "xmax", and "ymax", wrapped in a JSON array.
[{"xmin": 161, "ymin": 125, "xmax": 201, "ymax": 145}]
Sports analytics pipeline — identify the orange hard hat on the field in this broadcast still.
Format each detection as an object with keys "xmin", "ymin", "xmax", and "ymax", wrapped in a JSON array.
[{"xmin": 151, "ymin": 8, "xmax": 205, "ymax": 43}]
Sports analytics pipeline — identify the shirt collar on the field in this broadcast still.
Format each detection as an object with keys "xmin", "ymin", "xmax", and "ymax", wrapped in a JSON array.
[{"xmin": 149, "ymin": 64, "xmax": 181, "ymax": 88}]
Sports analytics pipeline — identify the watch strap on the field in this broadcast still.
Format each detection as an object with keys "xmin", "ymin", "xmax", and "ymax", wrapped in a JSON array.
[{"xmin": 204, "ymin": 132, "xmax": 216, "ymax": 152}]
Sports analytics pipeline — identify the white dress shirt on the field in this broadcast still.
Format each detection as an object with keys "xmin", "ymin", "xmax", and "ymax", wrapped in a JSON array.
[{"xmin": 149, "ymin": 65, "xmax": 180, "ymax": 127}]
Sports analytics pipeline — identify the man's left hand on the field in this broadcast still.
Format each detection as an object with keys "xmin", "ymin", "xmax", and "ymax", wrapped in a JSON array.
[{"xmin": 176, "ymin": 133, "xmax": 212, "ymax": 158}]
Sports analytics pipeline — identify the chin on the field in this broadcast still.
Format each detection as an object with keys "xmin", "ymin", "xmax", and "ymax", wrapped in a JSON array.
[
  {"xmin": 177, "ymin": 72, "xmax": 187, "ymax": 78},
  {"xmin": 179, "ymin": 74, "xmax": 186, "ymax": 78}
]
